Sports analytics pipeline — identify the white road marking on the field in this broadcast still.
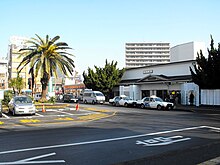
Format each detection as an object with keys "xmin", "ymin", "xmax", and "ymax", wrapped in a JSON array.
[
  {"xmin": 35, "ymin": 113, "xmax": 44, "ymax": 117},
  {"xmin": 136, "ymin": 136, "xmax": 191, "ymax": 146},
  {"xmin": 0, "ymin": 152, "xmax": 65, "ymax": 164},
  {"xmin": 0, "ymin": 125, "xmax": 219, "ymax": 155},
  {"xmin": 2, "ymin": 113, "xmax": 10, "ymax": 119}
]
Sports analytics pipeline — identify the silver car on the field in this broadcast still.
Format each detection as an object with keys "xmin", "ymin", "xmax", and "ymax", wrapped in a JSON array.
[{"xmin": 8, "ymin": 95, "xmax": 36, "ymax": 115}]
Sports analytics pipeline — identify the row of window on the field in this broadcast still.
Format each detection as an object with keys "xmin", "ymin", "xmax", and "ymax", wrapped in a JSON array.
[
  {"xmin": 126, "ymin": 56, "xmax": 170, "ymax": 59},
  {"xmin": 126, "ymin": 51, "xmax": 169, "ymax": 54},
  {"xmin": 126, "ymin": 43, "xmax": 169, "ymax": 46},
  {"xmin": 126, "ymin": 60, "xmax": 170, "ymax": 63},
  {"xmin": 126, "ymin": 48, "xmax": 169, "ymax": 50}
]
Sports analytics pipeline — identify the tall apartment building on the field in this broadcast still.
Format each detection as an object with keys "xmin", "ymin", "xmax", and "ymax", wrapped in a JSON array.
[
  {"xmin": 125, "ymin": 42, "xmax": 170, "ymax": 68},
  {"xmin": 8, "ymin": 36, "xmax": 30, "ymax": 89}
]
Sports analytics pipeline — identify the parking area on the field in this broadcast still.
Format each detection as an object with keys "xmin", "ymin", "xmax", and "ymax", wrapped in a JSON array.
[{"xmin": 0, "ymin": 105, "xmax": 117, "ymax": 128}]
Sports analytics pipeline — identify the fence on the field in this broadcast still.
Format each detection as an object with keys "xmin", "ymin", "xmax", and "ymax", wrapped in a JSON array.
[{"xmin": 201, "ymin": 89, "xmax": 220, "ymax": 105}]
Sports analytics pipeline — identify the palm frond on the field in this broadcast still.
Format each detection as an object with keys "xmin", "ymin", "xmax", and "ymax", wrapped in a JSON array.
[
  {"xmin": 35, "ymin": 34, "xmax": 45, "ymax": 45},
  {"xmin": 51, "ymin": 36, "xmax": 60, "ymax": 43}
]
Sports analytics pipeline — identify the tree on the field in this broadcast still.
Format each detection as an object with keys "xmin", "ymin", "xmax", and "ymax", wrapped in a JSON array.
[
  {"xmin": 17, "ymin": 34, "xmax": 75, "ymax": 102},
  {"xmin": 190, "ymin": 36, "xmax": 220, "ymax": 89},
  {"xmin": 83, "ymin": 60, "xmax": 125, "ymax": 100},
  {"xmin": 8, "ymin": 74, "xmax": 25, "ymax": 95}
]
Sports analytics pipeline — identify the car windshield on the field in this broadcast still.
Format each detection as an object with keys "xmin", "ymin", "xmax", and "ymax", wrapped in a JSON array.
[
  {"xmin": 154, "ymin": 97, "xmax": 164, "ymax": 102},
  {"xmin": 125, "ymin": 97, "xmax": 132, "ymax": 100},
  {"xmin": 95, "ymin": 93, "xmax": 104, "ymax": 96},
  {"xmin": 14, "ymin": 97, "xmax": 32, "ymax": 104}
]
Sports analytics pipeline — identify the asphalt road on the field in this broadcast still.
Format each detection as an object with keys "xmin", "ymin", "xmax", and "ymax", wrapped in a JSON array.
[{"xmin": 0, "ymin": 104, "xmax": 220, "ymax": 165}]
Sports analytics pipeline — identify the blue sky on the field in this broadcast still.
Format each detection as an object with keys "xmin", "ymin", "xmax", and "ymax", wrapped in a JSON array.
[{"xmin": 0, "ymin": 0, "xmax": 219, "ymax": 73}]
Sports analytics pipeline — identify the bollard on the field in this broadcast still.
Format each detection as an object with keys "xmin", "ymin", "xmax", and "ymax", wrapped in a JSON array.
[{"xmin": 76, "ymin": 103, "xmax": 79, "ymax": 111}]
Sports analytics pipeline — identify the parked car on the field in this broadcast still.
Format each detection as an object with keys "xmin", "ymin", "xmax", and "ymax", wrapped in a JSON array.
[
  {"xmin": 118, "ymin": 96, "xmax": 137, "ymax": 107},
  {"xmin": 0, "ymin": 103, "xmax": 2, "ymax": 117},
  {"xmin": 109, "ymin": 95, "xmax": 127, "ymax": 106},
  {"xmin": 83, "ymin": 90, "xmax": 105, "ymax": 104},
  {"xmin": 63, "ymin": 94, "xmax": 78, "ymax": 103},
  {"xmin": 8, "ymin": 95, "xmax": 36, "ymax": 115},
  {"xmin": 136, "ymin": 95, "xmax": 174, "ymax": 110},
  {"xmin": 34, "ymin": 93, "xmax": 50, "ymax": 101}
]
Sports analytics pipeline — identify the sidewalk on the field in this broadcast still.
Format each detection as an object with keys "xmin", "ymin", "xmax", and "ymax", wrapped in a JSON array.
[{"xmin": 176, "ymin": 104, "xmax": 220, "ymax": 114}]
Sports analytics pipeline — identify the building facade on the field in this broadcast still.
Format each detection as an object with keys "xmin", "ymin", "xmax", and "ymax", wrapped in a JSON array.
[
  {"xmin": 170, "ymin": 41, "xmax": 206, "ymax": 62},
  {"xmin": 0, "ymin": 58, "xmax": 8, "ymax": 89},
  {"xmin": 118, "ymin": 60, "xmax": 195, "ymax": 102},
  {"xmin": 125, "ymin": 42, "xmax": 170, "ymax": 68},
  {"xmin": 7, "ymin": 36, "xmax": 30, "ymax": 90}
]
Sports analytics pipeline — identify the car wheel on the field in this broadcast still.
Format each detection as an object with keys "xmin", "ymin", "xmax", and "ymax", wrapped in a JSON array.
[
  {"xmin": 124, "ymin": 103, "xmax": 128, "ymax": 107},
  {"xmin": 141, "ymin": 104, "xmax": 145, "ymax": 109},
  {"xmin": 112, "ymin": 102, "xmax": 116, "ymax": 106},
  {"xmin": 157, "ymin": 105, "xmax": 162, "ymax": 110},
  {"xmin": 84, "ymin": 100, "xmax": 87, "ymax": 104},
  {"xmin": 92, "ymin": 100, "xmax": 95, "ymax": 104}
]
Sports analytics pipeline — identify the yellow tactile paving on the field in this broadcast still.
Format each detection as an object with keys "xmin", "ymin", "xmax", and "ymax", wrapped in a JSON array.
[
  {"xmin": 0, "ymin": 121, "xmax": 4, "ymax": 125},
  {"xmin": 54, "ymin": 117, "xmax": 74, "ymax": 121},
  {"xmin": 20, "ymin": 119, "xmax": 41, "ymax": 123},
  {"xmin": 84, "ymin": 108, "xmax": 110, "ymax": 113},
  {"xmin": 79, "ymin": 113, "xmax": 110, "ymax": 120}
]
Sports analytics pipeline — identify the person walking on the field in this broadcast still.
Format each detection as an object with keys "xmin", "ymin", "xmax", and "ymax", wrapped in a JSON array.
[{"xmin": 189, "ymin": 92, "xmax": 194, "ymax": 105}]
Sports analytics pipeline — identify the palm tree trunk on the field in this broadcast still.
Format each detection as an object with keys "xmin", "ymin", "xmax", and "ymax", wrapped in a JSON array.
[{"xmin": 40, "ymin": 73, "xmax": 50, "ymax": 102}]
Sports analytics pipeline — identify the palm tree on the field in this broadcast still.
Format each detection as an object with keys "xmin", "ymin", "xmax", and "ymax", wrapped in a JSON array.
[{"xmin": 17, "ymin": 34, "xmax": 75, "ymax": 102}]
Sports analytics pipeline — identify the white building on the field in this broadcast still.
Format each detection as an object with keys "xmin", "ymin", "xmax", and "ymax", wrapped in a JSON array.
[
  {"xmin": 117, "ymin": 41, "xmax": 207, "ymax": 105},
  {"xmin": 119, "ymin": 60, "xmax": 195, "ymax": 101},
  {"xmin": 170, "ymin": 41, "xmax": 206, "ymax": 62},
  {"xmin": 125, "ymin": 42, "xmax": 170, "ymax": 68}
]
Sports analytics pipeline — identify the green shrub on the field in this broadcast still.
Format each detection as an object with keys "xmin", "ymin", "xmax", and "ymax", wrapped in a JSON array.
[
  {"xmin": 48, "ymin": 96, "xmax": 56, "ymax": 104},
  {"xmin": 2, "ymin": 90, "xmax": 13, "ymax": 106}
]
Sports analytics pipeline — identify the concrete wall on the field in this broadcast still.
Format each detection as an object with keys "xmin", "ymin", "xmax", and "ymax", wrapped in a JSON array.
[{"xmin": 201, "ymin": 89, "xmax": 220, "ymax": 105}]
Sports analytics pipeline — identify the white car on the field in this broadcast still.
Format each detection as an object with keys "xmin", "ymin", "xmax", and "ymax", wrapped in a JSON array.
[
  {"xmin": 34, "ymin": 93, "xmax": 50, "ymax": 101},
  {"xmin": 136, "ymin": 95, "xmax": 174, "ymax": 110},
  {"xmin": 118, "ymin": 96, "xmax": 136, "ymax": 107},
  {"xmin": 109, "ymin": 95, "xmax": 127, "ymax": 106},
  {"xmin": 8, "ymin": 95, "xmax": 36, "ymax": 115}
]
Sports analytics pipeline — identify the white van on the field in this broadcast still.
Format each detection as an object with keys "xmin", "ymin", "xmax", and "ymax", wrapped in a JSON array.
[{"xmin": 83, "ymin": 91, "xmax": 105, "ymax": 104}]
